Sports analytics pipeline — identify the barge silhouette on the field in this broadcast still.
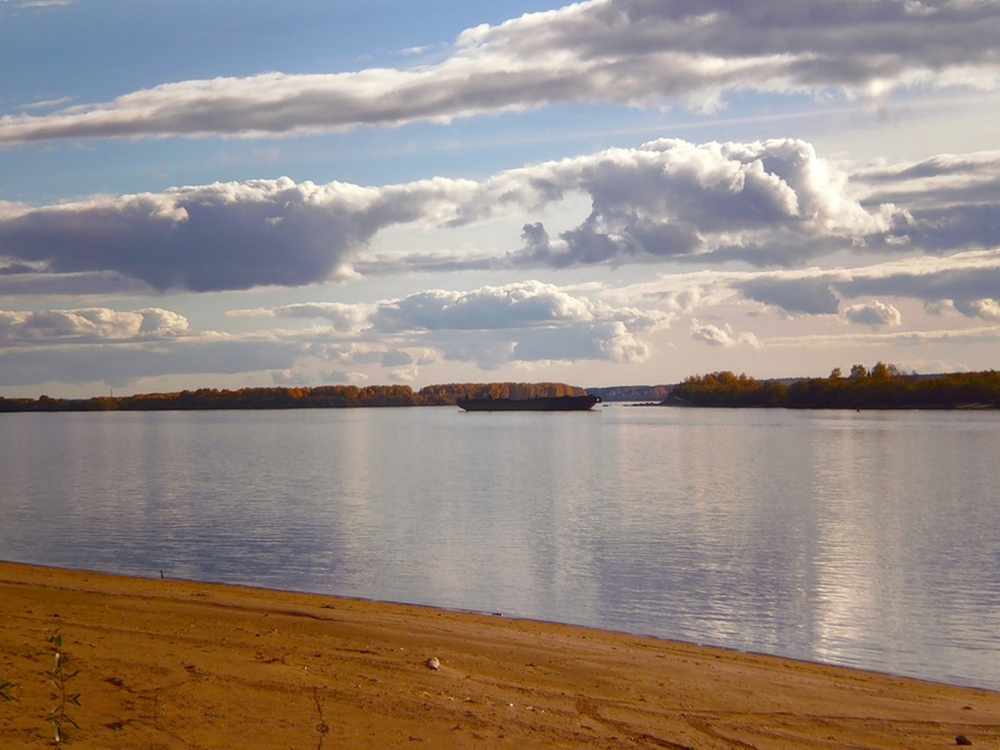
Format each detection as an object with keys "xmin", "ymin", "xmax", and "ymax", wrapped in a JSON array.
[{"xmin": 456, "ymin": 395, "xmax": 601, "ymax": 412}]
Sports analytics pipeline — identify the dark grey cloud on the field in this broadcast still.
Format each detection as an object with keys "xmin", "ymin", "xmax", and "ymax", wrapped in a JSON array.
[
  {"xmin": 0, "ymin": 270, "xmax": 151, "ymax": 296},
  {"xmin": 0, "ymin": 178, "xmax": 439, "ymax": 292},
  {"xmin": 0, "ymin": 262, "xmax": 36, "ymax": 275},
  {"xmin": 379, "ymin": 349, "xmax": 413, "ymax": 367},
  {"xmin": 0, "ymin": 0, "xmax": 996, "ymax": 144},
  {"xmin": 839, "ymin": 261, "xmax": 1000, "ymax": 310},
  {"xmin": 739, "ymin": 276, "xmax": 843, "ymax": 315}
]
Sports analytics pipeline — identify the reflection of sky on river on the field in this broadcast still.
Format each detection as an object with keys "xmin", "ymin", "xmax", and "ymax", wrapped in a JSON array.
[
  {"xmin": 2, "ymin": 407, "xmax": 998, "ymax": 690},
  {"xmin": 807, "ymin": 413, "xmax": 1000, "ymax": 685}
]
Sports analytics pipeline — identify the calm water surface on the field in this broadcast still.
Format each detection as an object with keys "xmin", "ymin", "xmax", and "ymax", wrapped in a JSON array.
[{"xmin": 2, "ymin": 406, "xmax": 998, "ymax": 690}]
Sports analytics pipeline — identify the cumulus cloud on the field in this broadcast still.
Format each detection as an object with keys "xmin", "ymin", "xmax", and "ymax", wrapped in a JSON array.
[
  {"xmin": 954, "ymin": 297, "xmax": 1000, "ymax": 321},
  {"xmin": 271, "ymin": 368, "xmax": 311, "ymax": 386},
  {"xmin": 240, "ymin": 280, "xmax": 668, "ymax": 369},
  {"xmin": 503, "ymin": 320, "xmax": 653, "ymax": 363},
  {"xmin": 843, "ymin": 300, "xmax": 903, "ymax": 327},
  {"xmin": 371, "ymin": 280, "xmax": 596, "ymax": 332},
  {"xmin": 369, "ymin": 280, "xmax": 665, "ymax": 335},
  {"xmin": 0, "ymin": 279, "xmax": 670, "ymax": 387},
  {"xmin": 372, "ymin": 281, "xmax": 668, "ymax": 369},
  {"xmin": 690, "ymin": 320, "xmax": 763, "ymax": 349},
  {"xmin": 1, "ymin": 0, "xmax": 996, "ymax": 144},
  {"xmin": 511, "ymin": 138, "xmax": 899, "ymax": 268},
  {"xmin": 0, "ymin": 307, "xmax": 188, "ymax": 343},
  {"xmin": 323, "ymin": 370, "xmax": 370, "ymax": 385}
]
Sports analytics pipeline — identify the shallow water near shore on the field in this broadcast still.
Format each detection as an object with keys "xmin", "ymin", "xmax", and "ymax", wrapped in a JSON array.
[{"xmin": 2, "ymin": 405, "xmax": 998, "ymax": 690}]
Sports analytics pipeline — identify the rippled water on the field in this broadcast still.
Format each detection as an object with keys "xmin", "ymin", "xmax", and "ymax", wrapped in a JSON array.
[{"xmin": 2, "ymin": 406, "xmax": 998, "ymax": 690}]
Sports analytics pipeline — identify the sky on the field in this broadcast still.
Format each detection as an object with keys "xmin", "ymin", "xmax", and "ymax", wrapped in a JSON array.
[{"xmin": 1, "ymin": 0, "xmax": 998, "ymax": 398}]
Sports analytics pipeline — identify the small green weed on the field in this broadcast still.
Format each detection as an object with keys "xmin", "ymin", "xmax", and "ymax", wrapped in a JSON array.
[
  {"xmin": 0, "ymin": 677, "xmax": 18, "ymax": 703},
  {"xmin": 47, "ymin": 631, "xmax": 81, "ymax": 743}
]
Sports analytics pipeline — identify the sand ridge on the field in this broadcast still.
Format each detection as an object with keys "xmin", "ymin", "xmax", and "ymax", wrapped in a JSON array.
[{"xmin": 1, "ymin": 561, "xmax": 997, "ymax": 748}]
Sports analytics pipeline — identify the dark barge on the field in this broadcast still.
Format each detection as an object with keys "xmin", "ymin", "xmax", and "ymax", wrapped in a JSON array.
[{"xmin": 456, "ymin": 395, "xmax": 601, "ymax": 412}]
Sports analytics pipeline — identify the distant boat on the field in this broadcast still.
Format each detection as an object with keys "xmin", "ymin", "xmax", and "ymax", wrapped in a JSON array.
[{"xmin": 456, "ymin": 395, "xmax": 602, "ymax": 412}]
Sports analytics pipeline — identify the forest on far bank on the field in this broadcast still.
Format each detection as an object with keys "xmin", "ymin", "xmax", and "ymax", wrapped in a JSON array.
[
  {"xmin": 668, "ymin": 364, "xmax": 1000, "ymax": 409},
  {"xmin": 2, "ymin": 366, "xmax": 997, "ymax": 412},
  {"xmin": 0, "ymin": 382, "xmax": 586, "ymax": 412}
]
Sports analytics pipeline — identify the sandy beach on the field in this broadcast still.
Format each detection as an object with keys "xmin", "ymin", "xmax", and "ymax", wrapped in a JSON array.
[{"xmin": 1, "ymin": 562, "xmax": 997, "ymax": 748}]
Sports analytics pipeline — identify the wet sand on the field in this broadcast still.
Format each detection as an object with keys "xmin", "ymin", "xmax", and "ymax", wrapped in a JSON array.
[{"xmin": 1, "ymin": 561, "xmax": 997, "ymax": 748}]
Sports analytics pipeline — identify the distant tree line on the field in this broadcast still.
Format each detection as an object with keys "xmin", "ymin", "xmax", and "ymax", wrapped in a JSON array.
[
  {"xmin": 4, "ymin": 369, "xmax": 997, "ymax": 412},
  {"xmin": 0, "ymin": 382, "xmax": 585, "ymax": 413},
  {"xmin": 668, "ymin": 364, "xmax": 1000, "ymax": 409}
]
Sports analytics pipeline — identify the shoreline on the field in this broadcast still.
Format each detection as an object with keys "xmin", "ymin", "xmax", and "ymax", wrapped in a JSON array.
[{"xmin": 2, "ymin": 562, "xmax": 998, "ymax": 748}]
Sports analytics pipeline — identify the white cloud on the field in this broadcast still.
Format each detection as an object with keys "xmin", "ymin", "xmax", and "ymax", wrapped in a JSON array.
[
  {"xmin": 324, "ymin": 370, "xmax": 370, "ymax": 385},
  {"xmin": 19, "ymin": 97, "xmax": 75, "ymax": 111},
  {"xmin": 844, "ymin": 300, "xmax": 903, "ymax": 327},
  {"xmin": 370, "ymin": 280, "xmax": 601, "ymax": 332},
  {"xmin": 272, "ymin": 368, "xmax": 311, "ymax": 386},
  {"xmin": 510, "ymin": 320, "xmax": 653, "ymax": 363},
  {"xmin": 1, "ymin": 0, "xmax": 996, "ymax": 144},
  {"xmin": 955, "ymin": 298, "xmax": 1000, "ymax": 321},
  {"xmin": 0, "ymin": 307, "xmax": 188, "ymax": 343},
  {"xmin": 228, "ymin": 302, "xmax": 373, "ymax": 333},
  {"xmin": 232, "ymin": 280, "xmax": 669, "ymax": 370},
  {"xmin": 690, "ymin": 319, "xmax": 763, "ymax": 349},
  {"xmin": 512, "ymin": 138, "xmax": 899, "ymax": 268}
]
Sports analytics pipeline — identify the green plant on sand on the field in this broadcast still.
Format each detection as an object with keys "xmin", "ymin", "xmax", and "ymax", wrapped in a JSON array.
[
  {"xmin": 0, "ymin": 677, "xmax": 18, "ymax": 703},
  {"xmin": 46, "ymin": 631, "xmax": 81, "ymax": 743}
]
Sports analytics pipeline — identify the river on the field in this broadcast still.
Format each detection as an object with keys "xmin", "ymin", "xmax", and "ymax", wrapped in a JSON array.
[{"xmin": 2, "ymin": 405, "xmax": 998, "ymax": 690}]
